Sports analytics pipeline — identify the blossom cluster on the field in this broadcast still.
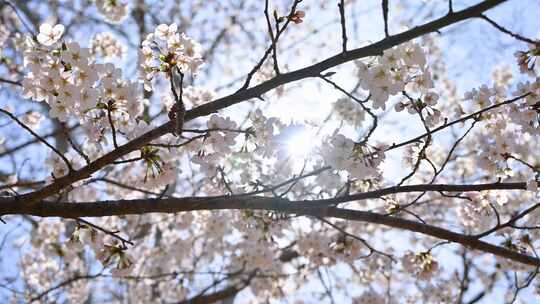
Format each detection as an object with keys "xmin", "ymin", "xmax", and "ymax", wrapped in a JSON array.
[
  {"xmin": 510, "ymin": 78, "xmax": 540, "ymax": 135},
  {"xmin": 456, "ymin": 192, "xmax": 494, "ymax": 231},
  {"xmin": 90, "ymin": 32, "xmax": 125, "ymax": 60},
  {"xmin": 232, "ymin": 235, "xmax": 275, "ymax": 269},
  {"xmin": 296, "ymin": 229, "xmax": 372, "ymax": 267},
  {"xmin": 297, "ymin": 232, "xmax": 335, "ymax": 266},
  {"xmin": 183, "ymin": 86, "xmax": 216, "ymax": 107},
  {"xmin": 44, "ymin": 153, "xmax": 72, "ymax": 179},
  {"xmin": 67, "ymin": 225, "xmax": 134, "ymax": 276},
  {"xmin": 140, "ymin": 23, "xmax": 204, "ymax": 91},
  {"xmin": 401, "ymin": 250, "xmax": 439, "ymax": 280},
  {"xmin": 192, "ymin": 114, "xmax": 240, "ymax": 176},
  {"xmin": 394, "ymin": 91, "xmax": 441, "ymax": 127},
  {"xmin": 248, "ymin": 109, "xmax": 285, "ymax": 159},
  {"xmin": 356, "ymin": 42, "xmax": 432, "ymax": 110},
  {"xmin": 462, "ymin": 69, "xmax": 540, "ymax": 178},
  {"xmin": 20, "ymin": 23, "xmax": 145, "ymax": 153},
  {"xmin": 95, "ymin": 0, "xmax": 129, "ymax": 24},
  {"xmin": 320, "ymin": 134, "xmax": 385, "ymax": 180},
  {"xmin": 160, "ymin": 86, "xmax": 216, "ymax": 116},
  {"xmin": 514, "ymin": 43, "xmax": 540, "ymax": 76},
  {"xmin": 204, "ymin": 114, "xmax": 239, "ymax": 154},
  {"xmin": 21, "ymin": 110, "xmax": 44, "ymax": 128},
  {"xmin": 142, "ymin": 162, "xmax": 179, "ymax": 189},
  {"xmin": 0, "ymin": 24, "xmax": 9, "ymax": 55},
  {"xmin": 333, "ymin": 97, "xmax": 366, "ymax": 127}
]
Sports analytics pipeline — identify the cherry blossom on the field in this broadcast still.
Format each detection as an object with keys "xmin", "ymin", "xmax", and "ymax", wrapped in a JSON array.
[
  {"xmin": 90, "ymin": 32, "xmax": 124, "ymax": 59},
  {"xmin": 37, "ymin": 23, "xmax": 64, "ymax": 46},
  {"xmin": 95, "ymin": 0, "xmax": 129, "ymax": 24}
]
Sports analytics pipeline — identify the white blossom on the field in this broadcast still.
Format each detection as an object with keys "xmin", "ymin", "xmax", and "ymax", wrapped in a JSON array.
[{"xmin": 37, "ymin": 23, "xmax": 64, "ymax": 46}]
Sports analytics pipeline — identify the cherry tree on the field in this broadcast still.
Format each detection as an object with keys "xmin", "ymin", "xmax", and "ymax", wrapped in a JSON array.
[{"xmin": 0, "ymin": 0, "xmax": 540, "ymax": 302}]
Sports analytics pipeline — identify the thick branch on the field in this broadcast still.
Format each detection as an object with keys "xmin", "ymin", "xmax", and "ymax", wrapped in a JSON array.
[
  {"xmin": 0, "ymin": 183, "xmax": 537, "ymax": 266},
  {"xmin": 2, "ymin": 182, "xmax": 527, "ymax": 217}
]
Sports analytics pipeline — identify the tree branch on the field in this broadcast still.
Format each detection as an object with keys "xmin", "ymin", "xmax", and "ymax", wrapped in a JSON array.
[
  {"xmin": 338, "ymin": 0, "xmax": 348, "ymax": 52},
  {"xmin": 382, "ymin": 0, "xmax": 389, "ymax": 37},
  {"xmin": 1, "ymin": 181, "xmax": 538, "ymax": 267}
]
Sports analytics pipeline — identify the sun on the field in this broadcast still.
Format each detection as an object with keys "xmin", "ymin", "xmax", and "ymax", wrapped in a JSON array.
[{"xmin": 285, "ymin": 127, "xmax": 318, "ymax": 167}]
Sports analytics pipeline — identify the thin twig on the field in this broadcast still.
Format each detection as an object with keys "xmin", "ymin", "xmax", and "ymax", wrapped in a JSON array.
[
  {"xmin": 338, "ymin": 0, "xmax": 348, "ymax": 53},
  {"xmin": 382, "ymin": 0, "xmax": 389, "ymax": 37},
  {"xmin": 0, "ymin": 77, "xmax": 22, "ymax": 86},
  {"xmin": 75, "ymin": 217, "xmax": 134, "ymax": 247},
  {"xmin": 264, "ymin": 0, "xmax": 280, "ymax": 74},
  {"xmin": 106, "ymin": 105, "xmax": 119, "ymax": 149},
  {"xmin": 480, "ymin": 15, "xmax": 537, "ymax": 45},
  {"xmin": 0, "ymin": 109, "xmax": 73, "ymax": 171}
]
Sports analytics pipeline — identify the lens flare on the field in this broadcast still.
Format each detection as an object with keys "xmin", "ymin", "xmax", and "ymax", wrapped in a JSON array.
[{"xmin": 286, "ymin": 128, "xmax": 317, "ymax": 164}]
